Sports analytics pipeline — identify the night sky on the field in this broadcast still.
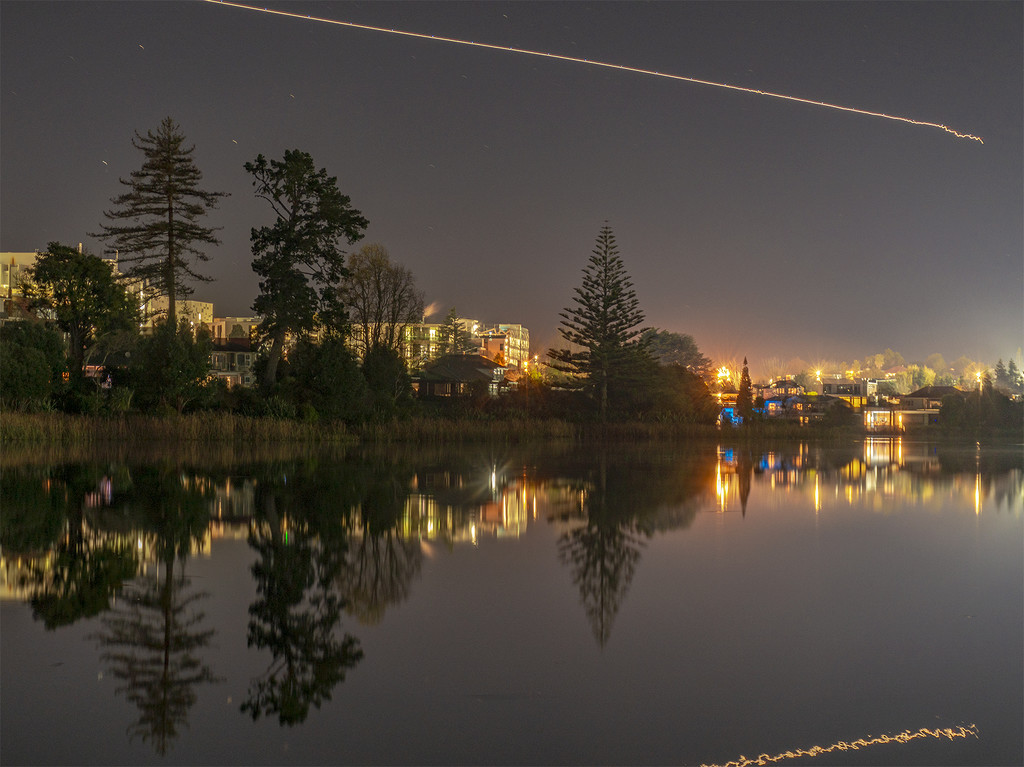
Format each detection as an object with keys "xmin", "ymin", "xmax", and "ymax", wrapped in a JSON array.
[{"xmin": 2, "ymin": 1, "xmax": 1021, "ymax": 373}]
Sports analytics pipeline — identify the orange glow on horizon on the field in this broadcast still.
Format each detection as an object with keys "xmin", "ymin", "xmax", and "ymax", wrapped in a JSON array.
[{"xmin": 204, "ymin": 0, "xmax": 983, "ymax": 144}]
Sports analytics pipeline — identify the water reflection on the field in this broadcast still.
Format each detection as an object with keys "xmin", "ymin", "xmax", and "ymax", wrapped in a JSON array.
[
  {"xmin": 712, "ymin": 438, "xmax": 1023, "ymax": 516},
  {"xmin": 92, "ymin": 464, "xmax": 221, "ymax": 755},
  {"xmin": 1, "ymin": 465, "xmax": 138, "ymax": 628},
  {"xmin": 1, "ymin": 439, "xmax": 1020, "ymax": 761},
  {"xmin": 243, "ymin": 463, "xmax": 363, "ymax": 726},
  {"xmin": 340, "ymin": 459, "xmax": 422, "ymax": 625}
]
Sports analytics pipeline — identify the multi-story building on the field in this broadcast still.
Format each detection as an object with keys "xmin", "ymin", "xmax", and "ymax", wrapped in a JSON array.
[
  {"xmin": 144, "ymin": 296, "xmax": 214, "ymax": 331},
  {"xmin": 400, "ymin": 317, "xmax": 530, "ymax": 371},
  {"xmin": 819, "ymin": 375, "xmax": 878, "ymax": 409},
  {"xmin": 209, "ymin": 316, "xmax": 260, "ymax": 388},
  {"xmin": 0, "ymin": 252, "xmax": 38, "ymax": 298}
]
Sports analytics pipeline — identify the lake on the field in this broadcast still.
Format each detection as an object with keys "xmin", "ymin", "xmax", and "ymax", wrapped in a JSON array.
[{"xmin": 1, "ymin": 437, "xmax": 1021, "ymax": 766}]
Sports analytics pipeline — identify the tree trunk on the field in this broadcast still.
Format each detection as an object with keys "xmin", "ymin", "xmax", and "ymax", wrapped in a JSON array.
[
  {"xmin": 262, "ymin": 331, "xmax": 286, "ymax": 390},
  {"xmin": 166, "ymin": 193, "xmax": 176, "ymax": 329}
]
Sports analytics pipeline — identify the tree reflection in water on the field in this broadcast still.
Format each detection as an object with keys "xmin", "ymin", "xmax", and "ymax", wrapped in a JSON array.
[
  {"xmin": 243, "ymin": 464, "xmax": 363, "ymax": 726},
  {"xmin": 92, "ymin": 465, "xmax": 221, "ymax": 756},
  {"xmin": 557, "ymin": 456, "xmax": 646, "ymax": 647},
  {"xmin": 338, "ymin": 461, "xmax": 422, "ymax": 626},
  {"xmin": 557, "ymin": 448, "xmax": 714, "ymax": 647},
  {"xmin": 2, "ymin": 464, "xmax": 138, "ymax": 629}
]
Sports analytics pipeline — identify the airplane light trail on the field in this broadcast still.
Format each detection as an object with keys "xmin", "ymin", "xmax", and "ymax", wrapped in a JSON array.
[
  {"xmin": 204, "ymin": 0, "xmax": 983, "ymax": 144},
  {"xmin": 701, "ymin": 724, "xmax": 980, "ymax": 767}
]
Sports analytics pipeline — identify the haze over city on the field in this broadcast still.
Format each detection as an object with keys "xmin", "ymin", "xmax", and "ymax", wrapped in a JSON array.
[{"xmin": 2, "ymin": 1, "xmax": 1021, "ymax": 375}]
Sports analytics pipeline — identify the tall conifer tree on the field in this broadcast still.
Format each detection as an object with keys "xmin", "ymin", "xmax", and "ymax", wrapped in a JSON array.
[
  {"xmin": 549, "ymin": 224, "xmax": 646, "ymax": 421},
  {"xmin": 736, "ymin": 357, "xmax": 753, "ymax": 423},
  {"xmin": 95, "ymin": 117, "xmax": 226, "ymax": 328}
]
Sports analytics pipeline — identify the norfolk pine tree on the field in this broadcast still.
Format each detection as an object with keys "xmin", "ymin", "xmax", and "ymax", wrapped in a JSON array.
[
  {"xmin": 94, "ymin": 117, "xmax": 226, "ymax": 329},
  {"xmin": 246, "ymin": 150, "xmax": 368, "ymax": 390},
  {"xmin": 549, "ymin": 224, "xmax": 647, "ymax": 421}
]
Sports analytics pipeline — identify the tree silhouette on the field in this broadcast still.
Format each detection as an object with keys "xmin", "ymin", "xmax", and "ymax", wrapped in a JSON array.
[
  {"xmin": 549, "ymin": 224, "xmax": 647, "ymax": 421},
  {"xmin": 246, "ymin": 149, "xmax": 367, "ymax": 388},
  {"xmin": 24, "ymin": 242, "xmax": 138, "ymax": 386},
  {"xmin": 736, "ymin": 357, "xmax": 753, "ymax": 423},
  {"xmin": 95, "ymin": 117, "xmax": 226, "ymax": 329}
]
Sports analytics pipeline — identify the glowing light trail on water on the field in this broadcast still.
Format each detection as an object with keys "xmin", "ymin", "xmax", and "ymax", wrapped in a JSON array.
[
  {"xmin": 701, "ymin": 724, "xmax": 979, "ymax": 767},
  {"xmin": 204, "ymin": 0, "xmax": 983, "ymax": 144}
]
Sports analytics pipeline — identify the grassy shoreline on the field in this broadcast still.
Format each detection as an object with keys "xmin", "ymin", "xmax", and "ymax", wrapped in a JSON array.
[
  {"xmin": 0, "ymin": 411, "xmax": 861, "ymax": 446},
  {"xmin": 1, "ymin": 411, "xmax": 1016, "ymax": 450}
]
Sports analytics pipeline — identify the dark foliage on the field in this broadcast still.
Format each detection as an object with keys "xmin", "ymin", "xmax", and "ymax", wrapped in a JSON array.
[
  {"xmin": 94, "ymin": 117, "xmax": 226, "ymax": 329},
  {"xmin": 246, "ymin": 150, "xmax": 368, "ymax": 389}
]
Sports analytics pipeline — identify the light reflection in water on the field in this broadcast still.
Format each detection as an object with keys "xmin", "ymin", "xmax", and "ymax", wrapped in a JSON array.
[{"xmin": 702, "ymin": 724, "xmax": 979, "ymax": 767}]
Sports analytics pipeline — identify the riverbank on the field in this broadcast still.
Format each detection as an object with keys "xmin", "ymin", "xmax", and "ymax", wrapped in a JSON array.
[{"xmin": 0, "ymin": 411, "xmax": 887, "ymax": 448}]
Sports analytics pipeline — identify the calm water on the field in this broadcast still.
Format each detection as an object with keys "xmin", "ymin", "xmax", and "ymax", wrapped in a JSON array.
[{"xmin": 1, "ymin": 438, "xmax": 1021, "ymax": 766}]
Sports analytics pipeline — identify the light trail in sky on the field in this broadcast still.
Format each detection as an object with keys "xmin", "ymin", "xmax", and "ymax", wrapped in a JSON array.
[
  {"xmin": 701, "ymin": 724, "xmax": 979, "ymax": 767},
  {"xmin": 204, "ymin": 0, "xmax": 983, "ymax": 144}
]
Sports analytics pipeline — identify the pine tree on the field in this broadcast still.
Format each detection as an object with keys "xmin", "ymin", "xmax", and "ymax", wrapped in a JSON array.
[
  {"xmin": 95, "ymin": 117, "xmax": 226, "ymax": 329},
  {"xmin": 439, "ymin": 307, "xmax": 473, "ymax": 356},
  {"xmin": 549, "ymin": 224, "xmax": 647, "ymax": 421},
  {"xmin": 1008, "ymin": 359, "xmax": 1022, "ymax": 394},
  {"xmin": 736, "ymin": 357, "xmax": 753, "ymax": 423}
]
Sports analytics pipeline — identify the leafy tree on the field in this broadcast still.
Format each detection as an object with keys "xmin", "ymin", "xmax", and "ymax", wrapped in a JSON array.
[
  {"xmin": 362, "ymin": 344, "xmax": 413, "ymax": 418},
  {"xmin": 639, "ymin": 328, "xmax": 711, "ymax": 378},
  {"xmin": 26, "ymin": 242, "xmax": 138, "ymax": 385},
  {"xmin": 647, "ymin": 365, "xmax": 720, "ymax": 423},
  {"xmin": 949, "ymin": 355, "xmax": 978, "ymax": 383},
  {"xmin": 548, "ymin": 224, "xmax": 647, "ymax": 421},
  {"xmin": 0, "ymin": 320, "xmax": 66, "ymax": 410},
  {"xmin": 439, "ymin": 307, "xmax": 474, "ymax": 355},
  {"xmin": 132, "ymin": 320, "xmax": 212, "ymax": 414},
  {"xmin": 925, "ymin": 353, "xmax": 947, "ymax": 375},
  {"xmin": 941, "ymin": 384, "xmax": 1023, "ymax": 437},
  {"xmin": 94, "ymin": 117, "xmax": 226, "ymax": 328},
  {"xmin": 910, "ymin": 364, "xmax": 936, "ymax": 390},
  {"xmin": 284, "ymin": 335, "xmax": 368, "ymax": 422},
  {"xmin": 736, "ymin": 357, "xmax": 753, "ymax": 423},
  {"xmin": 341, "ymin": 243, "xmax": 424, "ymax": 357},
  {"xmin": 245, "ymin": 150, "xmax": 368, "ymax": 389}
]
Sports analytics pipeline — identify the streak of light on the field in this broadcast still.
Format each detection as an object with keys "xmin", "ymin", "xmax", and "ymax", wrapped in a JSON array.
[
  {"xmin": 701, "ymin": 724, "xmax": 979, "ymax": 767},
  {"xmin": 203, "ymin": 0, "xmax": 984, "ymax": 144}
]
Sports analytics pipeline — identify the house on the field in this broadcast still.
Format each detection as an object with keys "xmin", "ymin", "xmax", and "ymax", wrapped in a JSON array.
[
  {"xmin": 820, "ymin": 375, "xmax": 878, "ymax": 409},
  {"xmin": 889, "ymin": 385, "xmax": 964, "ymax": 430},
  {"xmin": 900, "ymin": 385, "xmax": 964, "ymax": 410},
  {"xmin": 210, "ymin": 338, "xmax": 255, "ymax": 388},
  {"xmin": 783, "ymin": 394, "xmax": 851, "ymax": 424},
  {"xmin": 767, "ymin": 379, "xmax": 803, "ymax": 399},
  {"xmin": 416, "ymin": 354, "xmax": 513, "ymax": 397}
]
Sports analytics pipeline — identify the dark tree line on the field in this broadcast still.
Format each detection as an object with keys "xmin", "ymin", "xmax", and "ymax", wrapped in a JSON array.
[{"xmin": 4, "ymin": 119, "xmax": 719, "ymax": 426}]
